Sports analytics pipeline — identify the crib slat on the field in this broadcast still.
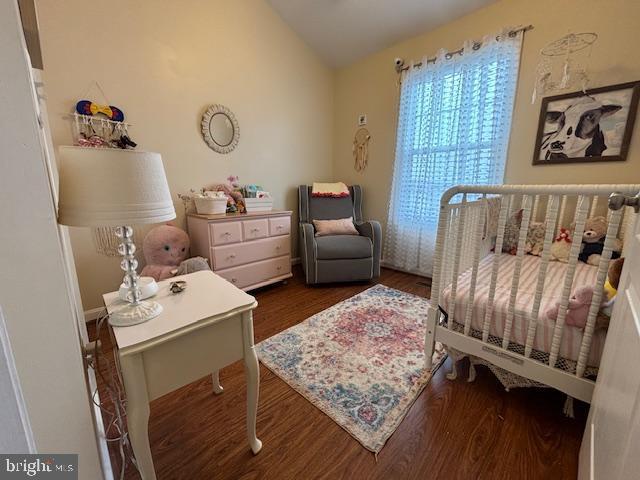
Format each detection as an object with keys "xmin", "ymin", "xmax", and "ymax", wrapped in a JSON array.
[
  {"xmin": 436, "ymin": 205, "xmax": 453, "ymax": 314},
  {"xmin": 618, "ymin": 207, "xmax": 631, "ymax": 242},
  {"xmin": 589, "ymin": 196, "xmax": 599, "ymax": 217},
  {"xmin": 524, "ymin": 195, "xmax": 560, "ymax": 358},
  {"xmin": 548, "ymin": 195, "xmax": 590, "ymax": 368},
  {"xmin": 557, "ymin": 195, "xmax": 568, "ymax": 235},
  {"xmin": 507, "ymin": 194, "xmax": 515, "ymax": 215},
  {"xmin": 482, "ymin": 195, "xmax": 511, "ymax": 342},
  {"xmin": 502, "ymin": 195, "xmax": 533, "ymax": 349},
  {"xmin": 463, "ymin": 197, "xmax": 487, "ymax": 336},
  {"xmin": 431, "ymin": 204, "xmax": 452, "ymax": 309},
  {"xmin": 461, "ymin": 201, "xmax": 475, "ymax": 271},
  {"xmin": 514, "ymin": 194, "xmax": 523, "ymax": 212},
  {"xmin": 618, "ymin": 205, "xmax": 633, "ymax": 242},
  {"xmin": 531, "ymin": 194, "xmax": 540, "ymax": 222},
  {"xmin": 447, "ymin": 195, "xmax": 468, "ymax": 328},
  {"xmin": 575, "ymin": 208, "xmax": 624, "ymax": 377}
]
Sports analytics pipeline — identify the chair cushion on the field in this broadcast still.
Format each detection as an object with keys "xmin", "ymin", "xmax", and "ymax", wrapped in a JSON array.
[
  {"xmin": 315, "ymin": 235, "xmax": 372, "ymax": 260},
  {"xmin": 313, "ymin": 217, "xmax": 359, "ymax": 237}
]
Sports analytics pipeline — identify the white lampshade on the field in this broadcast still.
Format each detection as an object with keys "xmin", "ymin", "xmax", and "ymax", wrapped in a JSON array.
[{"xmin": 57, "ymin": 146, "xmax": 176, "ymax": 226}]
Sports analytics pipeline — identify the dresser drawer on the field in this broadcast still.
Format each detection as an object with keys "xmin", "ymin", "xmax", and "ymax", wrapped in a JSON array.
[
  {"xmin": 217, "ymin": 256, "xmax": 291, "ymax": 289},
  {"xmin": 269, "ymin": 216, "xmax": 290, "ymax": 236},
  {"xmin": 210, "ymin": 221, "xmax": 242, "ymax": 246},
  {"xmin": 243, "ymin": 219, "xmax": 269, "ymax": 240},
  {"xmin": 212, "ymin": 235, "xmax": 290, "ymax": 269}
]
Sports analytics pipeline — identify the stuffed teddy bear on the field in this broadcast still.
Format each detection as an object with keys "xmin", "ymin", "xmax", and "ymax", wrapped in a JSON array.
[
  {"xmin": 578, "ymin": 216, "xmax": 622, "ymax": 265},
  {"xmin": 549, "ymin": 228, "xmax": 572, "ymax": 262}
]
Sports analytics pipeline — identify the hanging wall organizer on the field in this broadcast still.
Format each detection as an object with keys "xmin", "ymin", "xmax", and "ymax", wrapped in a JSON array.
[{"xmin": 66, "ymin": 81, "xmax": 140, "ymax": 255}]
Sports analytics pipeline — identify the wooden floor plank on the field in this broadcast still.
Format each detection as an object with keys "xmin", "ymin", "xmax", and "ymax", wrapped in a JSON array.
[{"xmin": 89, "ymin": 266, "xmax": 586, "ymax": 479}]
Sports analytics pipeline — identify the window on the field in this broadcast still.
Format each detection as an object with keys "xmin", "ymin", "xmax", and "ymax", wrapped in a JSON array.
[{"xmin": 385, "ymin": 31, "xmax": 523, "ymax": 275}]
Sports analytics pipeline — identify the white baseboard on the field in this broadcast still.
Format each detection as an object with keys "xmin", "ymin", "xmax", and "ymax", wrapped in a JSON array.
[
  {"xmin": 291, "ymin": 256, "xmax": 301, "ymax": 265},
  {"xmin": 84, "ymin": 307, "xmax": 105, "ymax": 323}
]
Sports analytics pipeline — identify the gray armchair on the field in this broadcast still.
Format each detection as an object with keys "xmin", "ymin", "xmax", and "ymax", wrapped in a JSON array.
[{"xmin": 298, "ymin": 185, "xmax": 382, "ymax": 285}]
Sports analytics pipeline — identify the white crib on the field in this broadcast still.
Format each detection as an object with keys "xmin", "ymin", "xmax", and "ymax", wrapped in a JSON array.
[{"xmin": 425, "ymin": 184, "xmax": 639, "ymax": 403}]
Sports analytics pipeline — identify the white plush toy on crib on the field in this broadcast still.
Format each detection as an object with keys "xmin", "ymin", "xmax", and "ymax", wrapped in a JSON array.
[{"xmin": 549, "ymin": 227, "xmax": 572, "ymax": 262}]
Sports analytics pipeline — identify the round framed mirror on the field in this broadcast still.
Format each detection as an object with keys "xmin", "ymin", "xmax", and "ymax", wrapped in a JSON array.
[{"xmin": 201, "ymin": 104, "xmax": 239, "ymax": 154}]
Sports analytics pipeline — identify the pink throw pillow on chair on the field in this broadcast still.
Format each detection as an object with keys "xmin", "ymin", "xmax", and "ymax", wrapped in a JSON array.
[{"xmin": 313, "ymin": 217, "xmax": 359, "ymax": 237}]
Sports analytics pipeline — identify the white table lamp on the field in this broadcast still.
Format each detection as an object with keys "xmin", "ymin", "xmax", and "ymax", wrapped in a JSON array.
[{"xmin": 57, "ymin": 146, "xmax": 176, "ymax": 327}]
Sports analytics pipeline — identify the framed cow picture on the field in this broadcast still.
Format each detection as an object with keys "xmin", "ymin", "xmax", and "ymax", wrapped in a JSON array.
[{"xmin": 532, "ymin": 81, "xmax": 640, "ymax": 165}]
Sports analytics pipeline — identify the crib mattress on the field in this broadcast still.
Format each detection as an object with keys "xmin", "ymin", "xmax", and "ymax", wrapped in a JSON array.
[{"xmin": 440, "ymin": 253, "xmax": 606, "ymax": 368}]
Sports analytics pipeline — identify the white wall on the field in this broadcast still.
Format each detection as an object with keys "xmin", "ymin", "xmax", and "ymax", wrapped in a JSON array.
[
  {"xmin": 0, "ymin": 2, "xmax": 103, "ymax": 477},
  {"xmin": 37, "ymin": 0, "xmax": 335, "ymax": 310},
  {"xmin": 333, "ymin": 0, "xmax": 640, "ymax": 229}
]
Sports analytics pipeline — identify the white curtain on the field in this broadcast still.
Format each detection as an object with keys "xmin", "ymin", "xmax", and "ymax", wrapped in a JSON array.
[{"xmin": 384, "ymin": 27, "xmax": 523, "ymax": 276}]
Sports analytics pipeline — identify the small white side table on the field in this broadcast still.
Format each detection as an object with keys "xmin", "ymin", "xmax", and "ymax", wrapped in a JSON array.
[{"xmin": 103, "ymin": 270, "xmax": 262, "ymax": 480}]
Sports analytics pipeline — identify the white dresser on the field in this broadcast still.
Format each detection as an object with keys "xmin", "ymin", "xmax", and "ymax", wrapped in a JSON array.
[{"xmin": 187, "ymin": 210, "xmax": 292, "ymax": 290}]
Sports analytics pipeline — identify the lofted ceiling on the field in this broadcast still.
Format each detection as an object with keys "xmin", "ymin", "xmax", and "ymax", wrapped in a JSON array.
[{"xmin": 266, "ymin": 0, "xmax": 497, "ymax": 68}]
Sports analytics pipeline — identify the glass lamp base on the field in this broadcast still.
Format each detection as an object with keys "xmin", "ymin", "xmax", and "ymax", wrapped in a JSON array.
[{"xmin": 108, "ymin": 300, "xmax": 163, "ymax": 327}]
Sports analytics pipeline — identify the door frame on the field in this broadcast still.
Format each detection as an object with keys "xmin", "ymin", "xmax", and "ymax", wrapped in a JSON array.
[{"xmin": 0, "ymin": 1, "xmax": 107, "ymax": 477}]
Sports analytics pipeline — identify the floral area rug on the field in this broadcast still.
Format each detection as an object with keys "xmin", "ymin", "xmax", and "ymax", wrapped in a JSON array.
[{"xmin": 256, "ymin": 284, "xmax": 445, "ymax": 453}]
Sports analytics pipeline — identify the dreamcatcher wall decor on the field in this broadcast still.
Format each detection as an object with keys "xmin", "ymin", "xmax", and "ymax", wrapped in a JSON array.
[
  {"xmin": 532, "ymin": 32, "xmax": 598, "ymax": 103},
  {"xmin": 353, "ymin": 128, "xmax": 371, "ymax": 172}
]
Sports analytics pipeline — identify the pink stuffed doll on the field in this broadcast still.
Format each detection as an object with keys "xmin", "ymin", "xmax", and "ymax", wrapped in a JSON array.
[
  {"xmin": 545, "ymin": 285, "xmax": 594, "ymax": 329},
  {"xmin": 140, "ymin": 224, "xmax": 190, "ymax": 281}
]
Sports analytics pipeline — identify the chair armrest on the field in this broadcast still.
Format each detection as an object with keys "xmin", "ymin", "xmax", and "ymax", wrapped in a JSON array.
[
  {"xmin": 356, "ymin": 220, "xmax": 382, "ymax": 278},
  {"xmin": 299, "ymin": 223, "xmax": 317, "ymax": 284}
]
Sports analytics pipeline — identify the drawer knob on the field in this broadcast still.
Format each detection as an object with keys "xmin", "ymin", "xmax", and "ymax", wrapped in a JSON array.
[
  {"xmin": 228, "ymin": 253, "xmax": 236, "ymax": 259},
  {"xmin": 223, "ymin": 232, "xmax": 231, "ymax": 237},
  {"xmin": 277, "ymin": 266, "xmax": 282, "ymax": 270},
  {"xmin": 276, "ymin": 245, "xmax": 281, "ymax": 250},
  {"xmin": 231, "ymin": 278, "xmax": 237, "ymax": 283},
  {"xmin": 277, "ymin": 225, "xmax": 283, "ymax": 229},
  {"xmin": 251, "ymin": 228, "xmax": 259, "ymax": 232}
]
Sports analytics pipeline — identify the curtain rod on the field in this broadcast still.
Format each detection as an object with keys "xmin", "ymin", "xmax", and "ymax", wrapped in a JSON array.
[{"xmin": 396, "ymin": 25, "xmax": 534, "ymax": 73}]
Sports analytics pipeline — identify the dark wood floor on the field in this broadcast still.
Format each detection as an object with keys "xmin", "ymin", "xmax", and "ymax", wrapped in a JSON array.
[{"xmin": 90, "ymin": 266, "xmax": 587, "ymax": 480}]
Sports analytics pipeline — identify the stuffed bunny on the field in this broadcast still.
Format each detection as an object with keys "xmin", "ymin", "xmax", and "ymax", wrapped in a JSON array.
[{"xmin": 545, "ymin": 285, "xmax": 594, "ymax": 329}]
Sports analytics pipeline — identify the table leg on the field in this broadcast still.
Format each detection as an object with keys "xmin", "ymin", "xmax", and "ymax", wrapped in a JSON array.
[
  {"xmin": 242, "ymin": 311, "xmax": 262, "ymax": 454},
  {"xmin": 120, "ymin": 353, "xmax": 156, "ymax": 480},
  {"xmin": 212, "ymin": 370, "xmax": 224, "ymax": 394}
]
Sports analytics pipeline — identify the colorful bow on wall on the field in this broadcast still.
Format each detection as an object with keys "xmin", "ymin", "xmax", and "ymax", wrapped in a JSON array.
[{"xmin": 76, "ymin": 100, "xmax": 125, "ymax": 122}]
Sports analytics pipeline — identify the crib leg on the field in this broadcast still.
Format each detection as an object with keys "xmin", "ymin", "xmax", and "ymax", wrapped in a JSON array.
[
  {"xmin": 445, "ymin": 348, "xmax": 464, "ymax": 380},
  {"xmin": 468, "ymin": 361, "xmax": 477, "ymax": 383},
  {"xmin": 446, "ymin": 361, "xmax": 458, "ymax": 380},
  {"xmin": 563, "ymin": 396, "xmax": 575, "ymax": 418},
  {"xmin": 424, "ymin": 307, "xmax": 438, "ymax": 370}
]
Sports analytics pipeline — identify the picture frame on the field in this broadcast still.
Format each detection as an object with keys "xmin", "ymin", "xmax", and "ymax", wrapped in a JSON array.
[{"xmin": 532, "ymin": 81, "xmax": 640, "ymax": 165}]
